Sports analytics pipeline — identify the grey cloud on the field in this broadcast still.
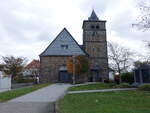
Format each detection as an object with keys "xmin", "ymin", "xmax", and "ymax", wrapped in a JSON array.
[
  {"xmin": 0, "ymin": 0, "xmax": 55, "ymax": 43},
  {"xmin": 0, "ymin": 0, "xmax": 150, "ymax": 61}
]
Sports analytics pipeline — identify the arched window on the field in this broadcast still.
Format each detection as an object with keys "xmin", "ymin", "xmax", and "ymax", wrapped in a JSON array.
[{"xmin": 96, "ymin": 25, "xmax": 99, "ymax": 29}]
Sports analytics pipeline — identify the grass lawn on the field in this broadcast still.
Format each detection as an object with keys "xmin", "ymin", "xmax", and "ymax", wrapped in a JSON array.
[
  {"xmin": 69, "ymin": 83, "xmax": 113, "ymax": 91},
  {"xmin": 59, "ymin": 90, "xmax": 150, "ymax": 113},
  {"xmin": 0, "ymin": 83, "xmax": 50, "ymax": 102}
]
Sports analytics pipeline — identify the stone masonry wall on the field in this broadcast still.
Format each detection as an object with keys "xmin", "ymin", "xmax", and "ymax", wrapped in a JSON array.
[
  {"xmin": 83, "ymin": 20, "xmax": 109, "ymax": 80},
  {"xmin": 40, "ymin": 56, "xmax": 71, "ymax": 83}
]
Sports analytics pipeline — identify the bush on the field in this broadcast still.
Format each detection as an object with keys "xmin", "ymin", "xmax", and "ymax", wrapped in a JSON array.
[
  {"xmin": 138, "ymin": 84, "xmax": 150, "ymax": 91},
  {"xmin": 108, "ymin": 80, "xmax": 115, "ymax": 83},
  {"xmin": 104, "ymin": 78, "xmax": 109, "ymax": 83},
  {"xmin": 114, "ymin": 83, "xmax": 131, "ymax": 88},
  {"xmin": 121, "ymin": 72, "xmax": 134, "ymax": 84},
  {"xmin": 115, "ymin": 75, "xmax": 120, "ymax": 84},
  {"xmin": 104, "ymin": 79, "xmax": 115, "ymax": 84},
  {"xmin": 13, "ymin": 78, "xmax": 35, "ymax": 83}
]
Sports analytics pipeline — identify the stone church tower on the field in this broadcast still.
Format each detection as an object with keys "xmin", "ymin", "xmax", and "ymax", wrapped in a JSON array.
[{"xmin": 82, "ymin": 10, "xmax": 108, "ymax": 81}]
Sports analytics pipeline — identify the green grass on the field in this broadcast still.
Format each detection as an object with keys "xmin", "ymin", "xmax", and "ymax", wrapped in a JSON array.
[
  {"xmin": 69, "ymin": 83, "xmax": 113, "ymax": 91},
  {"xmin": 59, "ymin": 90, "xmax": 150, "ymax": 113},
  {"xmin": 0, "ymin": 83, "xmax": 50, "ymax": 102}
]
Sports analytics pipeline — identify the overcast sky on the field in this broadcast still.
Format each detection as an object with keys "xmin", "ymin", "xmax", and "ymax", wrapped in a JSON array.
[{"xmin": 0, "ymin": 0, "xmax": 150, "ymax": 62}]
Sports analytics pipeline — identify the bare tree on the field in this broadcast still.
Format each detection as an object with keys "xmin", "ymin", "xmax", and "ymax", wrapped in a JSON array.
[
  {"xmin": 108, "ymin": 42, "xmax": 134, "ymax": 82},
  {"xmin": 141, "ymin": 41, "xmax": 150, "ymax": 62},
  {"xmin": 133, "ymin": 0, "xmax": 150, "ymax": 30}
]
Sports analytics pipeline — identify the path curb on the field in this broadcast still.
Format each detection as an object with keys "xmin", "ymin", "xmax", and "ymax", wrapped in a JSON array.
[{"xmin": 68, "ymin": 88, "xmax": 137, "ymax": 94}]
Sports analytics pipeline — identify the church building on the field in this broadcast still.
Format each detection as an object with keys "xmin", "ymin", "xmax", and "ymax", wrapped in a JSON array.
[{"xmin": 39, "ymin": 10, "xmax": 108, "ymax": 83}]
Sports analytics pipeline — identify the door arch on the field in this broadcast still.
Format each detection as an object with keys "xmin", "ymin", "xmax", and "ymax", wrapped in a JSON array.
[{"xmin": 58, "ymin": 65, "xmax": 71, "ymax": 83}]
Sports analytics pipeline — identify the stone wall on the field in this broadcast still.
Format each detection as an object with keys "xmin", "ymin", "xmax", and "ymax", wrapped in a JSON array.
[
  {"xmin": 84, "ymin": 42, "xmax": 107, "ymax": 58},
  {"xmin": 90, "ymin": 58, "xmax": 108, "ymax": 79},
  {"xmin": 40, "ymin": 56, "xmax": 71, "ymax": 83}
]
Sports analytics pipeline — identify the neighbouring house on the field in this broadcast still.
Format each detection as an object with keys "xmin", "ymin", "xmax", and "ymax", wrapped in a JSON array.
[
  {"xmin": 133, "ymin": 63, "xmax": 150, "ymax": 85},
  {"xmin": 23, "ymin": 60, "xmax": 40, "ymax": 77},
  {"xmin": 39, "ymin": 10, "xmax": 109, "ymax": 83}
]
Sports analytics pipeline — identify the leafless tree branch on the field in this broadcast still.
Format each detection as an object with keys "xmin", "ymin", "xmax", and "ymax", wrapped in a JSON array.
[{"xmin": 108, "ymin": 42, "xmax": 134, "ymax": 82}]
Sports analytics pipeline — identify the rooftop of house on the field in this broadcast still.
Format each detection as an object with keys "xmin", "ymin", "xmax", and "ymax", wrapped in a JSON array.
[
  {"xmin": 40, "ymin": 28, "xmax": 87, "ymax": 56},
  {"xmin": 25, "ymin": 60, "xmax": 40, "ymax": 69}
]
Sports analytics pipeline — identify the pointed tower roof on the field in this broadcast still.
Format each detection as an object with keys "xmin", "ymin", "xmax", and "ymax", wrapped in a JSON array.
[{"xmin": 88, "ymin": 10, "xmax": 99, "ymax": 21}]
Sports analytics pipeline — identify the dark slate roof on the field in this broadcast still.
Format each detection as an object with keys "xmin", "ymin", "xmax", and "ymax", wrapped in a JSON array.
[
  {"xmin": 136, "ymin": 64, "xmax": 150, "ymax": 70},
  {"xmin": 88, "ymin": 10, "xmax": 99, "ymax": 21},
  {"xmin": 40, "ymin": 28, "xmax": 87, "ymax": 56},
  {"xmin": 79, "ymin": 45, "xmax": 83, "ymax": 49}
]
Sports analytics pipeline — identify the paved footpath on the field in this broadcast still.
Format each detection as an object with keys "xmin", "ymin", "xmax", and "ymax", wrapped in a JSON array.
[
  {"xmin": 0, "ymin": 83, "xmax": 71, "ymax": 113},
  {"xmin": 68, "ymin": 88, "xmax": 137, "ymax": 94}
]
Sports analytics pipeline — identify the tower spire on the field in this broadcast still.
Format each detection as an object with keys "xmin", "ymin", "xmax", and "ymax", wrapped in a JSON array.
[{"xmin": 88, "ymin": 10, "xmax": 99, "ymax": 21}]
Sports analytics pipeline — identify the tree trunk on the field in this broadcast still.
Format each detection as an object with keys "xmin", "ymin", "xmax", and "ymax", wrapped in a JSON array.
[
  {"xmin": 118, "ymin": 69, "xmax": 122, "ymax": 83},
  {"xmin": 117, "ymin": 64, "xmax": 122, "ymax": 84}
]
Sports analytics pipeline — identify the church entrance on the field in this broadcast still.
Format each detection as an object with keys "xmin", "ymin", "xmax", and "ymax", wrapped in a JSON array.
[
  {"xmin": 90, "ymin": 70, "xmax": 101, "ymax": 82},
  {"xmin": 58, "ymin": 65, "xmax": 71, "ymax": 83},
  {"xmin": 59, "ymin": 71, "xmax": 71, "ymax": 83},
  {"xmin": 89, "ymin": 65, "xmax": 101, "ymax": 82}
]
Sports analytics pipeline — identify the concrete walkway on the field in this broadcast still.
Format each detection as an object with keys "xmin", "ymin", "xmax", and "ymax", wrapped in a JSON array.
[
  {"xmin": 68, "ymin": 88, "xmax": 137, "ymax": 94},
  {"xmin": 10, "ymin": 83, "xmax": 71, "ymax": 102},
  {"xmin": 0, "ymin": 102, "xmax": 54, "ymax": 113},
  {"xmin": 0, "ymin": 83, "xmax": 71, "ymax": 113}
]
